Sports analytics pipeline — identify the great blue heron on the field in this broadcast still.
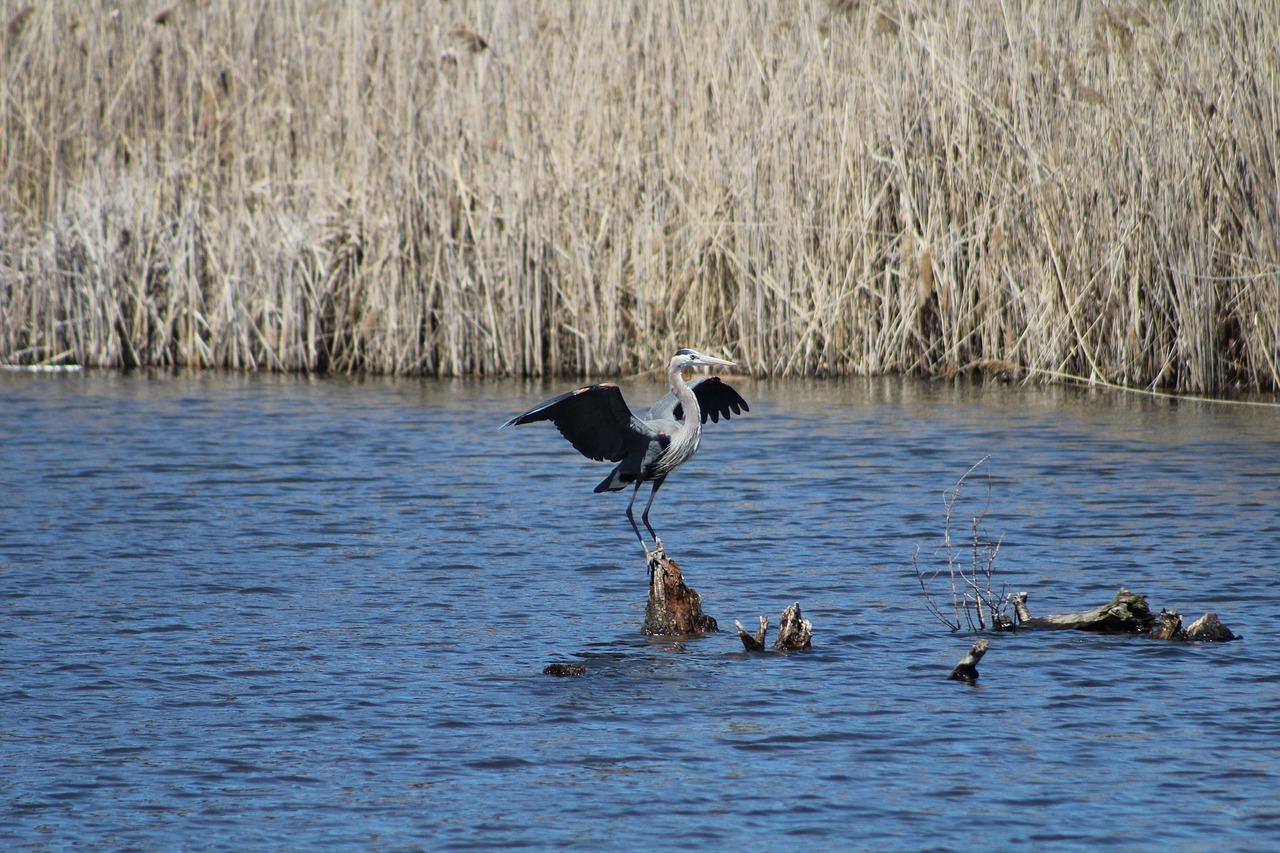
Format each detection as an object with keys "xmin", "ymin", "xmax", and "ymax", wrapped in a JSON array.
[{"xmin": 502, "ymin": 348, "xmax": 749, "ymax": 554}]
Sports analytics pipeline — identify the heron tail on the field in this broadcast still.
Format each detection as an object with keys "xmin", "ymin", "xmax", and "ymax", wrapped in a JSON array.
[{"xmin": 594, "ymin": 467, "xmax": 633, "ymax": 493}]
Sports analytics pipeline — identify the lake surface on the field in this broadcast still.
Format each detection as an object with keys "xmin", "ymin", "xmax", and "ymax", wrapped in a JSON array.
[{"xmin": 3, "ymin": 370, "xmax": 1279, "ymax": 851}]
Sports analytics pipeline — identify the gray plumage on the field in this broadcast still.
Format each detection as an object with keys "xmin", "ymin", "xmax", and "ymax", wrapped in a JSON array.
[{"xmin": 502, "ymin": 348, "xmax": 748, "ymax": 553}]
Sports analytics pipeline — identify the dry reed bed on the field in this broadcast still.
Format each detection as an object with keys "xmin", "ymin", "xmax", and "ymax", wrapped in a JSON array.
[{"xmin": 1, "ymin": 0, "xmax": 1277, "ymax": 391}]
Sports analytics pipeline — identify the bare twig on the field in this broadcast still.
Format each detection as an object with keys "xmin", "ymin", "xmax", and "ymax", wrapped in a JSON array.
[
  {"xmin": 913, "ymin": 544, "xmax": 959, "ymax": 632},
  {"xmin": 916, "ymin": 457, "xmax": 1011, "ymax": 632}
]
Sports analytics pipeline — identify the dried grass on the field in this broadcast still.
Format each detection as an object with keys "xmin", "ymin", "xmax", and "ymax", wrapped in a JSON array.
[{"xmin": 1, "ymin": 0, "xmax": 1277, "ymax": 390}]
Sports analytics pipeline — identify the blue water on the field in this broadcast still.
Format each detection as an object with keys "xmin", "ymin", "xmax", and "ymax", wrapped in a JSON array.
[{"xmin": 3, "ymin": 371, "xmax": 1279, "ymax": 851}]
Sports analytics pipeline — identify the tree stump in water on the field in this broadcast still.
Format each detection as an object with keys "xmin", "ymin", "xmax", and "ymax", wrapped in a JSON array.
[
  {"xmin": 733, "ymin": 603, "xmax": 814, "ymax": 652},
  {"xmin": 644, "ymin": 549, "xmax": 718, "ymax": 637},
  {"xmin": 774, "ymin": 602, "xmax": 812, "ymax": 651}
]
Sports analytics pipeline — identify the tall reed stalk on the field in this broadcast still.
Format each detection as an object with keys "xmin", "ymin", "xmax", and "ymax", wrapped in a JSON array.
[{"xmin": 2, "ymin": 1, "xmax": 1277, "ymax": 390}]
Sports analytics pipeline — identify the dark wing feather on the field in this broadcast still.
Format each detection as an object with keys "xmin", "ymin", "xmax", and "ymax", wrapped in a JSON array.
[
  {"xmin": 647, "ymin": 376, "xmax": 749, "ymax": 424},
  {"xmin": 502, "ymin": 384, "xmax": 652, "ymax": 462}
]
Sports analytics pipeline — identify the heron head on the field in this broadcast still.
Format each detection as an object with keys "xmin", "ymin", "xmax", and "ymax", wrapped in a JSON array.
[{"xmin": 672, "ymin": 348, "xmax": 736, "ymax": 371}]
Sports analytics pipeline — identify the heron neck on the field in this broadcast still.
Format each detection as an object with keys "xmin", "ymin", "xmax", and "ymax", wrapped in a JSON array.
[
  {"xmin": 651, "ymin": 361, "xmax": 703, "ymax": 477},
  {"xmin": 669, "ymin": 364, "xmax": 702, "ymax": 437}
]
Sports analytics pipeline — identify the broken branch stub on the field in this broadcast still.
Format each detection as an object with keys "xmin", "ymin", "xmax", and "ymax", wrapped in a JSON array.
[
  {"xmin": 949, "ymin": 638, "xmax": 990, "ymax": 684},
  {"xmin": 735, "ymin": 616, "xmax": 769, "ymax": 652},
  {"xmin": 1149, "ymin": 610, "xmax": 1183, "ymax": 640}
]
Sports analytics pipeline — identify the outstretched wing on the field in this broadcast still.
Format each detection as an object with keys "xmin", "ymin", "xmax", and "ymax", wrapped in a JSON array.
[
  {"xmin": 502, "ymin": 384, "xmax": 654, "ymax": 462},
  {"xmin": 646, "ymin": 376, "xmax": 750, "ymax": 424}
]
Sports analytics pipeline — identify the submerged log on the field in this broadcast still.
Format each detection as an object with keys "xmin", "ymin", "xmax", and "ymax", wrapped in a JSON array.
[
  {"xmin": 644, "ymin": 549, "xmax": 718, "ymax": 637},
  {"xmin": 1016, "ymin": 589, "xmax": 1238, "ymax": 642},
  {"xmin": 1019, "ymin": 587, "xmax": 1156, "ymax": 634},
  {"xmin": 774, "ymin": 602, "xmax": 812, "ymax": 651},
  {"xmin": 543, "ymin": 663, "xmax": 586, "ymax": 677},
  {"xmin": 949, "ymin": 638, "xmax": 990, "ymax": 684}
]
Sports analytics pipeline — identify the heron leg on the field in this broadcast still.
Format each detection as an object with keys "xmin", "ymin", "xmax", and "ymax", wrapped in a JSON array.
[
  {"xmin": 625, "ymin": 480, "xmax": 650, "ymax": 554},
  {"xmin": 641, "ymin": 479, "xmax": 664, "ymax": 553}
]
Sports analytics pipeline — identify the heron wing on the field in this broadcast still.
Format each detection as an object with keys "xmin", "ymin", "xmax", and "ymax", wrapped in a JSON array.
[
  {"xmin": 502, "ymin": 383, "xmax": 654, "ymax": 462},
  {"xmin": 646, "ymin": 376, "xmax": 749, "ymax": 424}
]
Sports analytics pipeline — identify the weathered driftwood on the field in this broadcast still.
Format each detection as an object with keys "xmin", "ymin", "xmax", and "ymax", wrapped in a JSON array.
[
  {"xmin": 735, "ymin": 615, "xmax": 769, "ymax": 651},
  {"xmin": 949, "ymin": 638, "xmax": 990, "ymax": 684},
  {"xmin": 644, "ymin": 549, "xmax": 718, "ymax": 636},
  {"xmin": 1014, "ymin": 588, "xmax": 1238, "ymax": 642},
  {"xmin": 774, "ymin": 602, "xmax": 812, "ymax": 651}
]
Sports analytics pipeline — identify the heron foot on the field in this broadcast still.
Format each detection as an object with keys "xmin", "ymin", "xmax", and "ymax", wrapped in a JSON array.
[{"xmin": 644, "ymin": 540, "xmax": 667, "ymax": 583}]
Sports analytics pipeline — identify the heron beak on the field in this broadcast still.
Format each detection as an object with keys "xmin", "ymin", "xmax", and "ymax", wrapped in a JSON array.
[{"xmin": 695, "ymin": 354, "xmax": 736, "ymax": 369}]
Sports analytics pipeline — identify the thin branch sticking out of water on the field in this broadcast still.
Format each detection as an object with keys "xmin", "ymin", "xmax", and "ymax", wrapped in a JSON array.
[{"xmin": 914, "ymin": 456, "xmax": 1010, "ymax": 633}]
